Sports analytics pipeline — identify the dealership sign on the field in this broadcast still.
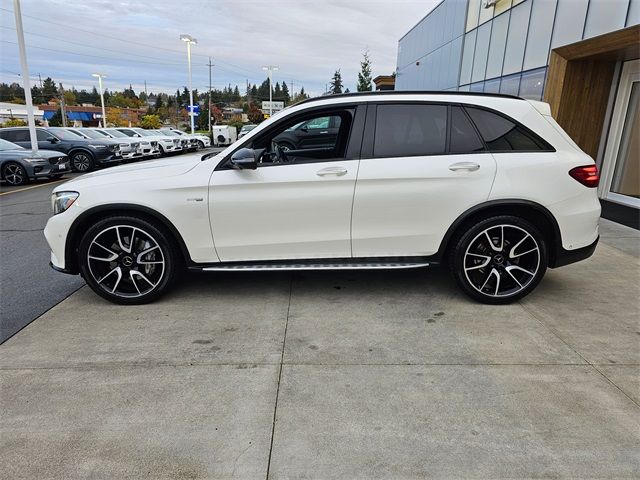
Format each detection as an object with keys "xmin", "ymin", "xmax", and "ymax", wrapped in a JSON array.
[{"xmin": 261, "ymin": 101, "xmax": 284, "ymax": 112}]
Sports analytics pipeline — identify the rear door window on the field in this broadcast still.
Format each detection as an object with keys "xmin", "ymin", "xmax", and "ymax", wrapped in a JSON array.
[
  {"xmin": 464, "ymin": 106, "xmax": 550, "ymax": 151},
  {"xmin": 374, "ymin": 104, "xmax": 447, "ymax": 157}
]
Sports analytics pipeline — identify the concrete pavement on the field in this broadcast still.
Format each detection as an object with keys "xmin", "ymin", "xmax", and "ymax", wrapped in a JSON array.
[{"xmin": 0, "ymin": 219, "xmax": 638, "ymax": 479}]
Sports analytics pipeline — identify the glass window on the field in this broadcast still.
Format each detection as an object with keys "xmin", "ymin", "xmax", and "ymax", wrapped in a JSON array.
[
  {"xmin": 523, "ymin": 0, "xmax": 556, "ymax": 71},
  {"xmin": 470, "ymin": 81, "xmax": 485, "ymax": 92},
  {"xmin": 36, "ymin": 129, "xmax": 53, "ymax": 141},
  {"xmin": 628, "ymin": 0, "xmax": 640, "ymax": 27},
  {"xmin": 450, "ymin": 106, "xmax": 485, "ymax": 153},
  {"xmin": 486, "ymin": 11, "xmax": 510, "ymax": 79},
  {"xmin": 611, "ymin": 82, "xmax": 640, "ymax": 198},
  {"xmin": 519, "ymin": 68, "xmax": 547, "ymax": 100},
  {"xmin": 484, "ymin": 77, "xmax": 501, "ymax": 93},
  {"xmin": 503, "ymin": 0, "xmax": 532, "ymax": 75},
  {"xmin": 500, "ymin": 73, "xmax": 521, "ymax": 95},
  {"xmin": 551, "ymin": 0, "xmax": 589, "ymax": 49},
  {"xmin": 465, "ymin": 107, "xmax": 548, "ymax": 151},
  {"xmin": 472, "ymin": 22, "xmax": 491, "ymax": 82},
  {"xmin": 459, "ymin": 84, "xmax": 471, "ymax": 92},
  {"xmin": 466, "ymin": 0, "xmax": 482, "ymax": 31},
  {"xmin": 261, "ymin": 111, "xmax": 351, "ymax": 164},
  {"xmin": 460, "ymin": 30, "xmax": 477, "ymax": 85},
  {"xmin": 47, "ymin": 128, "xmax": 84, "ymax": 140},
  {"xmin": 584, "ymin": 0, "xmax": 628, "ymax": 39},
  {"xmin": 374, "ymin": 104, "xmax": 447, "ymax": 158}
]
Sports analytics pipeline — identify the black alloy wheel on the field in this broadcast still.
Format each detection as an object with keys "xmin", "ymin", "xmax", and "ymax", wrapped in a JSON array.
[
  {"xmin": 71, "ymin": 152, "xmax": 94, "ymax": 172},
  {"xmin": 450, "ymin": 215, "xmax": 547, "ymax": 304},
  {"xmin": 2, "ymin": 162, "xmax": 28, "ymax": 185},
  {"xmin": 78, "ymin": 216, "xmax": 178, "ymax": 304}
]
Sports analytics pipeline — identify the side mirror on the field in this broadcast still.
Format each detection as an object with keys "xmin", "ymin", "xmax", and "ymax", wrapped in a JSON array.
[
  {"xmin": 230, "ymin": 148, "xmax": 257, "ymax": 170},
  {"xmin": 300, "ymin": 125, "xmax": 308, "ymax": 133},
  {"xmin": 48, "ymin": 136, "xmax": 58, "ymax": 143}
]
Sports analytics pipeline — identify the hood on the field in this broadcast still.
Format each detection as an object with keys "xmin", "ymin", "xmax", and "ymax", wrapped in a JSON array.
[
  {"xmin": 0, "ymin": 148, "xmax": 65, "ymax": 159},
  {"xmin": 53, "ymin": 153, "xmax": 202, "ymax": 192}
]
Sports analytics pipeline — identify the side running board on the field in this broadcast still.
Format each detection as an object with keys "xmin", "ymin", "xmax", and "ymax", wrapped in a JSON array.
[{"xmin": 194, "ymin": 260, "xmax": 431, "ymax": 272}]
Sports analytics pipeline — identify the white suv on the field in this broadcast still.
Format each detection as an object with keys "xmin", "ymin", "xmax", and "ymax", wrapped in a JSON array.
[{"xmin": 44, "ymin": 92, "xmax": 601, "ymax": 305}]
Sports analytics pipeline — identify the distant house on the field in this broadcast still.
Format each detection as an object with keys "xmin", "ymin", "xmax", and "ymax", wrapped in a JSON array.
[
  {"xmin": 373, "ymin": 75, "xmax": 396, "ymax": 91},
  {"xmin": 38, "ymin": 104, "xmax": 146, "ymax": 127},
  {"xmin": 0, "ymin": 102, "xmax": 45, "ymax": 124}
]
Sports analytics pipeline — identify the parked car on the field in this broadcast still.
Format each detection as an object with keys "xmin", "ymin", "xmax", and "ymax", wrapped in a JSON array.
[
  {"xmin": 157, "ymin": 129, "xmax": 195, "ymax": 152},
  {"xmin": 273, "ymin": 116, "xmax": 340, "ymax": 151},
  {"xmin": 0, "ymin": 138, "xmax": 69, "ymax": 186},
  {"xmin": 211, "ymin": 125, "xmax": 237, "ymax": 146},
  {"xmin": 0, "ymin": 127, "xmax": 121, "ymax": 172},
  {"xmin": 116, "ymin": 128, "xmax": 181, "ymax": 156},
  {"xmin": 238, "ymin": 124, "xmax": 257, "ymax": 139},
  {"xmin": 100, "ymin": 128, "xmax": 158, "ymax": 158},
  {"xmin": 160, "ymin": 128, "xmax": 209, "ymax": 150},
  {"xmin": 70, "ymin": 128, "xmax": 143, "ymax": 162},
  {"xmin": 44, "ymin": 91, "xmax": 600, "ymax": 305}
]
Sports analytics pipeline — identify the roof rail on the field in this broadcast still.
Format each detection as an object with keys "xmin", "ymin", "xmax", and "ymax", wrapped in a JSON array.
[{"xmin": 296, "ymin": 90, "xmax": 524, "ymax": 106}]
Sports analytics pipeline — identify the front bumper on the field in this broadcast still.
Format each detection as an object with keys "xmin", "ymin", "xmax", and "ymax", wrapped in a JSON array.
[
  {"xmin": 93, "ymin": 152, "xmax": 122, "ymax": 165},
  {"xmin": 28, "ymin": 160, "xmax": 71, "ymax": 178},
  {"xmin": 550, "ymin": 236, "xmax": 599, "ymax": 268}
]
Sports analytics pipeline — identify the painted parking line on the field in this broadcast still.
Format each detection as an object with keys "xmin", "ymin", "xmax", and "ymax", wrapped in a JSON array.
[{"xmin": 0, "ymin": 179, "xmax": 67, "ymax": 197}]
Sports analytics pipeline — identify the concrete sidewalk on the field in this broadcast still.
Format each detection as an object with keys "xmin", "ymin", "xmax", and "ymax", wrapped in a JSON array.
[{"xmin": 1, "ymin": 219, "xmax": 638, "ymax": 479}]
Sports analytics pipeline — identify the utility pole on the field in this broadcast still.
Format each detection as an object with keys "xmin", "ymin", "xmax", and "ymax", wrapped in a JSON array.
[
  {"xmin": 13, "ymin": 0, "xmax": 37, "ymax": 151},
  {"xmin": 92, "ymin": 73, "xmax": 107, "ymax": 128},
  {"xmin": 262, "ymin": 65, "xmax": 279, "ymax": 116},
  {"xmin": 144, "ymin": 80, "xmax": 148, "ymax": 98},
  {"xmin": 180, "ymin": 34, "xmax": 197, "ymax": 134},
  {"xmin": 291, "ymin": 79, "xmax": 294, "ymax": 102},
  {"xmin": 59, "ymin": 83, "xmax": 67, "ymax": 127},
  {"xmin": 207, "ymin": 57, "xmax": 214, "ymax": 138}
]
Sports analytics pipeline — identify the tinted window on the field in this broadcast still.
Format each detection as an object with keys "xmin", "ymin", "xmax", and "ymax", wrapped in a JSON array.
[
  {"xmin": 36, "ymin": 130, "xmax": 52, "ymax": 141},
  {"xmin": 449, "ymin": 107, "xmax": 484, "ymax": 153},
  {"xmin": 0, "ymin": 130, "xmax": 16, "ymax": 142},
  {"xmin": 465, "ymin": 107, "xmax": 548, "ymax": 151},
  {"xmin": 8, "ymin": 130, "xmax": 30, "ymax": 142},
  {"xmin": 374, "ymin": 104, "xmax": 447, "ymax": 157}
]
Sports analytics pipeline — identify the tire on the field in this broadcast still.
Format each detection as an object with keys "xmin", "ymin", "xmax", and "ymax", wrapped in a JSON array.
[
  {"xmin": 449, "ymin": 215, "xmax": 547, "ymax": 304},
  {"xmin": 78, "ymin": 215, "xmax": 178, "ymax": 305},
  {"xmin": 277, "ymin": 141, "xmax": 295, "ymax": 152},
  {"xmin": 196, "ymin": 140, "xmax": 204, "ymax": 150},
  {"xmin": 71, "ymin": 151, "xmax": 94, "ymax": 172},
  {"xmin": 2, "ymin": 162, "xmax": 28, "ymax": 186}
]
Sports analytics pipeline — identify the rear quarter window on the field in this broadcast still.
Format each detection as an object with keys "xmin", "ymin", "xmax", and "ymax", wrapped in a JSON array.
[{"xmin": 465, "ymin": 106, "xmax": 552, "ymax": 152}]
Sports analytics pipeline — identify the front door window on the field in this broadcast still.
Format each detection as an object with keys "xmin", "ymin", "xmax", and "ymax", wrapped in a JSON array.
[{"xmin": 610, "ymin": 82, "xmax": 639, "ymax": 200}]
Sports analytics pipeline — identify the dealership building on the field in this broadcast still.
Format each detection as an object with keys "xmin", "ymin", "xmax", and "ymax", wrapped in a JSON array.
[{"xmin": 396, "ymin": 0, "xmax": 639, "ymax": 228}]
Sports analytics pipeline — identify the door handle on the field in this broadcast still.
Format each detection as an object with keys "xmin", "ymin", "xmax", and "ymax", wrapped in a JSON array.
[
  {"xmin": 449, "ymin": 162, "xmax": 480, "ymax": 172},
  {"xmin": 318, "ymin": 131, "xmax": 329, "ymax": 134},
  {"xmin": 316, "ymin": 166, "xmax": 348, "ymax": 176}
]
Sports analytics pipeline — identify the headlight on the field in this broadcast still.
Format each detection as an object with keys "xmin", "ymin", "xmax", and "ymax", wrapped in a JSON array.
[
  {"xmin": 22, "ymin": 157, "xmax": 46, "ymax": 163},
  {"xmin": 51, "ymin": 191, "xmax": 79, "ymax": 215},
  {"xmin": 87, "ymin": 144, "xmax": 107, "ymax": 149}
]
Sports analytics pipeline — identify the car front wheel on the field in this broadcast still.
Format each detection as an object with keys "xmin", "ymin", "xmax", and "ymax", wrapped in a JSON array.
[
  {"xmin": 78, "ymin": 216, "xmax": 177, "ymax": 304},
  {"xmin": 71, "ymin": 152, "xmax": 94, "ymax": 172},
  {"xmin": 449, "ymin": 215, "xmax": 547, "ymax": 304},
  {"xmin": 2, "ymin": 162, "xmax": 28, "ymax": 185}
]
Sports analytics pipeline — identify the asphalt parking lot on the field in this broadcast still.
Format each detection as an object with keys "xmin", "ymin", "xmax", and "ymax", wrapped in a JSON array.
[{"xmin": 1, "ymin": 197, "xmax": 639, "ymax": 478}]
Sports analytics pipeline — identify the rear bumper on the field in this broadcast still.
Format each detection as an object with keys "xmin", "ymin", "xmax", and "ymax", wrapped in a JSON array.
[{"xmin": 550, "ymin": 236, "xmax": 599, "ymax": 268}]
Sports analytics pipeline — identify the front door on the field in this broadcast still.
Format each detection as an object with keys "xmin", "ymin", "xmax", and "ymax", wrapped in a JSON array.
[{"xmin": 209, "ymin": 107, "xmax": 362, "ymax": 262}]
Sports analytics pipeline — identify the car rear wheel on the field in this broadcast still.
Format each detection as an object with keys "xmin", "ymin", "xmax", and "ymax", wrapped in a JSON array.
[
  {"xmin": 71, "ymin": 152, "xmax": 94, "ymax": 172},
  {"xmin": 196, "ymin": 140, "xmax": 204, "ymax": 149},
  {"xmin": 2, "ymin": 162, "xmax": 28, "ymax": 186},
  {"xmin": 78, "ymin": 216, "xmax": 178, "ymax": 304},
  {"xmin": 449, "ymin": 215, "xmax": 547, "ymax": 304}
]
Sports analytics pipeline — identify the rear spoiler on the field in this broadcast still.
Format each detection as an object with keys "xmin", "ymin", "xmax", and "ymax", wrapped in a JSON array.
[{"xmin": 527, "ymin": 99, "xmax": 552, "ymax": 117}]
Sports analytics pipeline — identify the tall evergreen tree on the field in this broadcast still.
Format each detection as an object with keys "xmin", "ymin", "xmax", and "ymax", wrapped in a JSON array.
[
  {"xmin": 273, "ymin": 82, "xmax": 282, "ymax": 100},
  {"xmin": 41, "ymin": 77, "xmax": 58, "ymax": 101},
  {"xmin": 330, "ymin": 69, "xmax": 343, "ymax": 94},
  {"xmin": 281, "ymin": 81, "xmax": 290, "ymax": 103},
  {"xmin": 357, "ymin": 51, "xmax": 373, "ymax": 92}
]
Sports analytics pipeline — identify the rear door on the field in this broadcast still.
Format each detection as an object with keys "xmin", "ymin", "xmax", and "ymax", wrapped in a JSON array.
[{"xmin": 351, "ymin": 103, "xmax": 497, "ymax": 257}]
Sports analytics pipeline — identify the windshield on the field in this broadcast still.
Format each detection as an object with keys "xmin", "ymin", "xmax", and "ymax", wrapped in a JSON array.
[
  {"xmin": 92, "ymin": 129, "xmax": 111, "ymax": 137},
  {"xmin": 47, "ymin": 128, "xmax": 85, "ymax": 140},
  {"xmin": 241, "ymin": 125, "xmax": 257, "ymax": 132},
  {"xmin": 0, "ymin": 138, "xmax": 24, "ymax": 151},
  {"xmin": 136, "ymin": 130, "xmax": 157, "ymax": 137},
  {"xmin": 105, "ymin": 129, "xmax": 128, "ymax": 138},
  {"xmin": 78, "ymin": 129, "xmax": 107, "ymax": 139},
  {"xmin": 160, "ymin": 129, "xmax": 180, "ymax": 136}
]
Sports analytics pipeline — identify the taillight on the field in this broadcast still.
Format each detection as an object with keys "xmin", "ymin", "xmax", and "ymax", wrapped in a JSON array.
[{"xmin": 569, "ymin": 165, "xmax": 599, "ymax": 188}]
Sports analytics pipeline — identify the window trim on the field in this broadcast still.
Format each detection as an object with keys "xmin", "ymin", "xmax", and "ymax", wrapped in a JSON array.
[{"xmin": 215, "ymin": 104, "xmax": 366, "ymax": 170}]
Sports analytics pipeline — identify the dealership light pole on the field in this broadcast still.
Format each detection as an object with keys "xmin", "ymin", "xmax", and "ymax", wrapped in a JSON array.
[
  {"xmin": 13, "ymin": 0, "xmax": 37, "ymax": 151},
  {"xmin": 262, "ymin": 65, "xmax": 279, "ymax": 116},
  {"xmin": 180, "ymin": 34, "xmax": 197, "ymax": 134},
  {"xmin": 92, "ymin": 73, "xmax": 107, "ymax": 127}
]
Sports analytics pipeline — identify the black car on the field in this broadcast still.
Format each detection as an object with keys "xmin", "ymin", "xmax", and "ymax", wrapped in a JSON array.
[
  {"xmin": 273, "ymin": 115, "xmax": 341, "ymax": 151},
  {"xmin": 0, "ymin": 127, "xmax": 121, "ymax": 172},
  {"xmin": 0, "ymin": 138, "xmax": 69, "ymax": 186}
]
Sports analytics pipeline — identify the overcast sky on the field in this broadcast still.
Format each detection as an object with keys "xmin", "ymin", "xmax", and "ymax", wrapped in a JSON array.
[{"xmin": 0, "ymin": 0, "xmax": 439, "ymax": 98}]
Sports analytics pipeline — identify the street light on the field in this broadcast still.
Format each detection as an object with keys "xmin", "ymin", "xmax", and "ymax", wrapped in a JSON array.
[
  {"xmin": 262, "ymin": 65, "xmax": 279, "ymax": 117},
  {"xmin": 180, "ymin": 34, "xmax": 197, "ymax": 134},
  {"xmin": 92, "ymin": 73, "xmax": 107, "ymax": 128},
  {"xmin": 13, "ymin": 0, "xmax": 37, "ymax": 152}
]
